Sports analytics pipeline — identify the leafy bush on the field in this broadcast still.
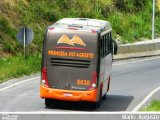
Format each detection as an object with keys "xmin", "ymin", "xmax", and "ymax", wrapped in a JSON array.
[{"xmin": 0, "ymin": 0, "xmax": 159, "ymax": 54}]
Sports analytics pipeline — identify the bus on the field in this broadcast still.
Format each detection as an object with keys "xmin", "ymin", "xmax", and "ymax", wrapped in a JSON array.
[{"xmin": 40, "ymin": 18, "xmax": 117, "ymax": 108}]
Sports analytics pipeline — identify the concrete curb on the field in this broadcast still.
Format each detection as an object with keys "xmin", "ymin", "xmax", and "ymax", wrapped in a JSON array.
[{"xmin": 113, "ymin": 39, "xmax": 160, "ymax": 60}]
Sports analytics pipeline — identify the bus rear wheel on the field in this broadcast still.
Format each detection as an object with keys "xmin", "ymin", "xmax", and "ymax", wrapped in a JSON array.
[
  {"xmin": 45, "ymin": 98, "xmax": 60, "ymax": 108},
  {"xmin": 92, "ymin": 100, "xmax": 101, "ymax": 109},
  {"xmin": 45, "ymin": 98, "xmax": 52, "ymax": 108},
  {"xmin": 92, "ymin": 93, "xmax": 102, "ymax": 109}
]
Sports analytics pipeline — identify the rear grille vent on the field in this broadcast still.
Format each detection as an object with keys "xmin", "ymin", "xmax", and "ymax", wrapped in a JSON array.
[{"xmin": 50, "ymin": 58, "xmax": 91, "ymax": 68}]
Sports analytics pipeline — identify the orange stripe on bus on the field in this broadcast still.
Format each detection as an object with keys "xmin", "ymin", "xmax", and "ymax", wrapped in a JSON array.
[{"xmin": 40, "ymin": 85, "xmax": 98, "ymax": 102}]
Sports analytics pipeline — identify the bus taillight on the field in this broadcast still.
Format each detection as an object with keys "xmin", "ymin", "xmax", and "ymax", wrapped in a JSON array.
[
  {"xmin": 88, "ymin": 71, "xmax": 97, "ymax": 90},
  {"xmin": 41, "ymin": 67, "xmax": 49, "ymax": 87}
]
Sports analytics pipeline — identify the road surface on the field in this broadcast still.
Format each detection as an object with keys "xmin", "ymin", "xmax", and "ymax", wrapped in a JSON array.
[{"xmin": 0, "ymin": 57, "xmax": 160, "ymax": 112}]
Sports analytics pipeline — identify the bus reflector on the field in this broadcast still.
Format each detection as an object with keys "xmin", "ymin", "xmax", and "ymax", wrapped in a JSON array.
[
  {"xmin": 88, "ymin": 71, "xmax": 97, "ymax": 90},
  {"xmin": 41, "ymin": 67, "xmax": 49, "ymax": 87}
]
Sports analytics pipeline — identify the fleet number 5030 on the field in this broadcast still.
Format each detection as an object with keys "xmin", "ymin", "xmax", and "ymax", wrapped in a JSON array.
[{"xmin": 76, "ymin": 79, "xmax": 90, "ymax": 86}]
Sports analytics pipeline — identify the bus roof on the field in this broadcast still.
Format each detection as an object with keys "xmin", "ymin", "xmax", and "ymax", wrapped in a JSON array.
[{"xmin": 49, "ymin": 18, "xmax": 112, "ymax": 32}]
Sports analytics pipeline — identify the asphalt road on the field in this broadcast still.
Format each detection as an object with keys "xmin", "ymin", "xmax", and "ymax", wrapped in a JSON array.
[{"xmin": 0, "ymin": 57, "xmax": 160, "ymax": 112}]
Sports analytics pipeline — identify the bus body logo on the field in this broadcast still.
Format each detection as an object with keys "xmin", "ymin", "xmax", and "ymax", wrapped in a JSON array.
[{"xmin": 57, "ymin": 35, "xmax": 86, "ymax": 46}]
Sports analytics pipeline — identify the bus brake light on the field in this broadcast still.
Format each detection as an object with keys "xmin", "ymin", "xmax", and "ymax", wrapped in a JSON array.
[
  {"xmin": 88, "ymin": 71, "xmax": 97, "ymax": 90},
  {"xmin": 41, "ymin": 67, "xmax": 49, "ymax": 87}
]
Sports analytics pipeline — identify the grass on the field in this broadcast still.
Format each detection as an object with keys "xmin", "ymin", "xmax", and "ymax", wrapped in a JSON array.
[
  {"xmin": 0, "ymin": 54, "xmax": 41, "ymax": 83},
  {"xmin": 141, "ymin": 100, "xmax": 160, "ymax": 111}
]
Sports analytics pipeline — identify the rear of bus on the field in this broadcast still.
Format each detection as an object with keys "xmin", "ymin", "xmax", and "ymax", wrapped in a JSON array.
[{"xmin": 40, "ymin": 26, "xmax": 100, "ymax": 103}]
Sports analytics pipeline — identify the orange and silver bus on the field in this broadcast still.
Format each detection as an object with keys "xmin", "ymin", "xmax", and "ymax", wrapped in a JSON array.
[{"xmin": 40, "ymin": 18, "xmax": 117, "ymax": 108}]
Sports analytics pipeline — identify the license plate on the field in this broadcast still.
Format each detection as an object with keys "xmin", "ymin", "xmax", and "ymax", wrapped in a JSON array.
[{"xmin": 63, "ymin": 93, "xmax": 73, "ymax": 97}]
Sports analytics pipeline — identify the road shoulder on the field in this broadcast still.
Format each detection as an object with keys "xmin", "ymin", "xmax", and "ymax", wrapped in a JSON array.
[
  {"xmin": 133, "ymin": 87, "xmax": 160, "ymax": 112},
  {"xmin": 140, "ymin": 88, "xmax": 160, "ymax": 111},
  {"xmin": 0, "ymin": 73, "xmax": 40, "ymax": 90}
]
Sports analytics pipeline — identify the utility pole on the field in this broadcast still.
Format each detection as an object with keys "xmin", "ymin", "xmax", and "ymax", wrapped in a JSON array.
[{"xmin": 152, "ymin": 0, "xmax": 156, "ymax": 40}]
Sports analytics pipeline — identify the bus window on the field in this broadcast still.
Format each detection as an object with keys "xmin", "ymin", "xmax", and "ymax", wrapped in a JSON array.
[
  {"xmin": 103, "ymin": 36, "xmax": 106, "ymax": 57},
  {"xmin": 109, "ymin": 32, "xmax": 112, "ymax": 53},
  {"xmin": 100, "ymin": 38, "xmax": 103, "ymax": 58}
]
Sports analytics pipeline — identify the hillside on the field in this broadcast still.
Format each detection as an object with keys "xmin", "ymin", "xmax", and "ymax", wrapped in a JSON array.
[{"xmin": 0, "ymin": 0, "xmax": 160, "ymax": 57}]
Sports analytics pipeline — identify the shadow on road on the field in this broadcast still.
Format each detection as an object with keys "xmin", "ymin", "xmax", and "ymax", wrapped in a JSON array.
[
  {"xmin": 97, "ymin": 94, "xmax": 134, "ymax": 111},
  {"xmin": 45, "ymin": 94, "xmax": 134, "ymax": 111}
]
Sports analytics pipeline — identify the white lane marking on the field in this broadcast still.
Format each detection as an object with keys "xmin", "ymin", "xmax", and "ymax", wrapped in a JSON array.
[
  {"xmin": 0, "ymin": 76, "xmax": 40, "ymax": 92},
  {"xmin": 132, "ymin": 86, "xmax": 160, "ymax": 112},
  {"xmin": 113, "ymin": 56, "xmax": 160, "ymax": 66}
]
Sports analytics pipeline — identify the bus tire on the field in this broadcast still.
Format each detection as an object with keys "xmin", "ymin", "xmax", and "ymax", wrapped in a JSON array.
[
  {"xmin": 92, "ymin": 92, "xmax": 102, "ymax": 109},
  {"xmin": 102, "ymin": 93, "xmax": 106, "ymax": 99},
  {"xmin": 107, "ymin": 76, "xmax": 111, "ymax": 92},
  {"xmin": 91, "ymin": 102, "xmax": 99, "ymax": 109},
  {"xmin": 45, "ymin": 98, "xmax": 52, "ymax": 108}
]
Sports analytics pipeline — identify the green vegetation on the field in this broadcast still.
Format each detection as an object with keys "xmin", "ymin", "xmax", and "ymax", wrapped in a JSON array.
[
  {"xmin": 1, "ymin": 0, "xmax": 160, "ymax": 53},
  {"xmin": 141, "ymin": 100, "xmax": 160, "ymax": 111},
  {"xmin": 1, "ymin": 0, "xmax": 160, "ymax": 50},
  {"xmin": 0, "ymin": 0, "xmax": 160, "ymax": 81},
  {"xmin": 0, "ymin": 54, "xmax": 41, "ymax": 83}
]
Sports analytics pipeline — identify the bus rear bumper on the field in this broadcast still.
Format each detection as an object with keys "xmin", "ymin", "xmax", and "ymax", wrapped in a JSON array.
[{"xmin": 40, "ymin": 85, "xmax": 98, "ymax": 102}]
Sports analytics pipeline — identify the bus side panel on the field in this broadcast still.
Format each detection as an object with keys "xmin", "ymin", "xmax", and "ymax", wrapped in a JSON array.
[
  {"xmin": 101, "ymin": 53, "xmax": 112, "ymax": 96},
  {"xmin": 99, "ymin": 31, "xmax": 113, "ymax": 98},
  {"xmin": 41, "ymin": 28, "xmax": 49, "ymax": 76}
]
